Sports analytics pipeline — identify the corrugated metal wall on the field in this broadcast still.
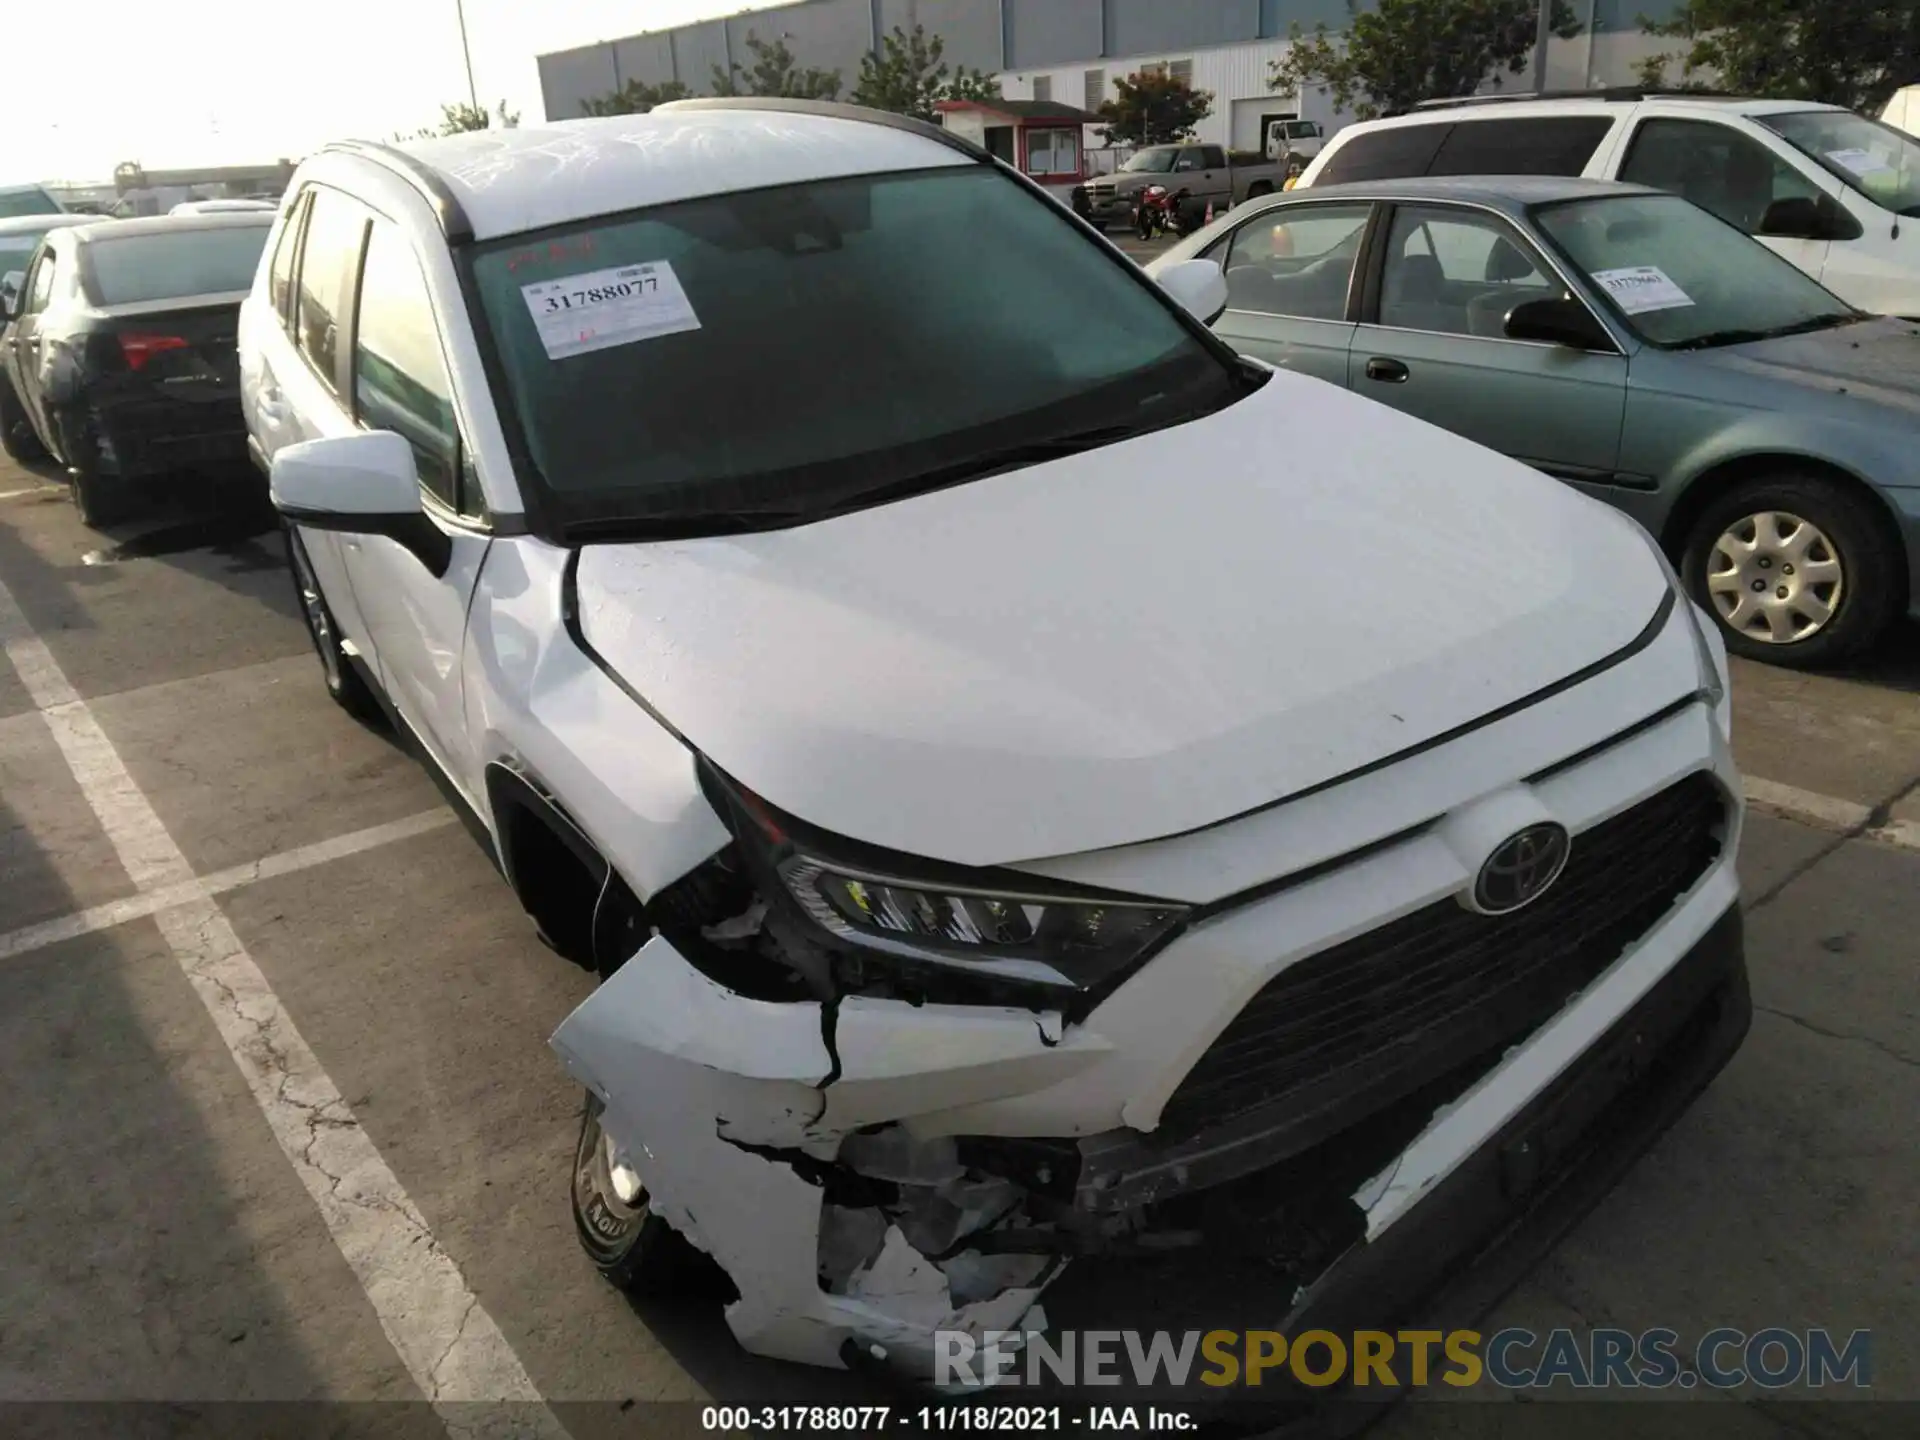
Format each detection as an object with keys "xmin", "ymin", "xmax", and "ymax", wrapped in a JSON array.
[{"xmin": 536, "ymin": 0, "xmax": 1683, "ymax": 129}]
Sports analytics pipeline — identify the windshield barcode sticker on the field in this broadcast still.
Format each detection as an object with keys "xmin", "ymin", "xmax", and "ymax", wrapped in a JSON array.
[
  {"xmin": 1825, "ymin": 147, "xmax": 1895, "ymax": 179},
  {"xmin": 521, "ymin": 261, "xmax": 701, "ymax": 359},
  {"xmin": 1591, "ymin": 265, "xmax": 1694, "ymax": 315}
]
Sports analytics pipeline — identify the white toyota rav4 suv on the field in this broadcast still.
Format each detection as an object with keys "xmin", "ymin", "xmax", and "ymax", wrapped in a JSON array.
[{"xmin": 239, "ymin": 100, "xmax": 1748, "ymax": 1389}]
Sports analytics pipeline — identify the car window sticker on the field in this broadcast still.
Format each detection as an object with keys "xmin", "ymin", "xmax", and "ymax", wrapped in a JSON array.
[
  {"xmin": 519, "ymin": 260, "xmax": 701, "ymax": 360},
  {"xmin": 1590, "ymin": 265, "xmax": 1695, "ymax": 314}
]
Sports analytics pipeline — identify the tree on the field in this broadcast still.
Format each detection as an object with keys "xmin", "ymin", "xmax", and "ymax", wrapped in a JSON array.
[
  {"xmin": 1097, "ymin": 70, "xmax": 1215, "ymax": 146},
  {"xmin": 1634, "ymin": 1, "xmax": 1920, "ymax": 115},
  {"xmin": 710, "ymin": 31, "xmax": 841, "ymax": 100},
  {"xmin": 580, "ymin": 78, "xmax": 692, "ymax": 116},
  {"xmin": 1271, "ymin": 0, "xmax": 1582, "ymax": 122},
  {"xmin": 399, "ymin": 99, "xmax": 520, "ymax": 140},
  {"xmin": 852, "ymin": 23, "xmax": 1002, "ymax": 120}
]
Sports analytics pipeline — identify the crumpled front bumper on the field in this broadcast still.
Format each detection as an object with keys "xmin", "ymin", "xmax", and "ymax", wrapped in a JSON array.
[{"xmin": 550, "ymin": 794, "xmax": 1744, "ymax": 1383}]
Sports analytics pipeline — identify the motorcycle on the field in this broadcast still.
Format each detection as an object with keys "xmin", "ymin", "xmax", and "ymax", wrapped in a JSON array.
[
  {"xmin": 1134, "ymin": 184, "xmax": 1177, "ymax": 241},
  {"xmin": 1134, "ymin": 184, "xmax": 1203, "ymax": 241}
]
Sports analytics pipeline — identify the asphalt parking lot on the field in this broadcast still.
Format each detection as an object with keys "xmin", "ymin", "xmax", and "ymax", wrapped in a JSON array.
[{"xmin": 1, "ymin": 444, "xmax": 1916, "ymax": 1439}]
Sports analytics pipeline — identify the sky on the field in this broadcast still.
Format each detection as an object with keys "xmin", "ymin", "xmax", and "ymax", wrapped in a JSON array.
[{"xmin": 6, "ymin": 0, "xmax": 789, "ymax": 183}]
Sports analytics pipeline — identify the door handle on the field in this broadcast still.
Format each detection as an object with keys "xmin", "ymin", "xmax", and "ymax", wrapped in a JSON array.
[{"xmin": 1365, "ymin": 357, "xmax": 1410, "ymax": 383}]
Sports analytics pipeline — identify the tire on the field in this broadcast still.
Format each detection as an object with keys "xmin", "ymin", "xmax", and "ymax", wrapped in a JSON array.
[
  {"xmin": 285, "ymin": 524, "xmax": 384, "ymax": 723},
  {"xmin": 1245, "ymin": 181, "xmax": 1274, "ymax": 200},
  {"xmin": 570, "ymin": 1091, "xmax": 699, "ymax": 1294},
  {"xmin": 1679, "ymin": 472, "xmax": 1904, "ymax": 668},
  {"xmin": 0, "ymin": 376, "xmax": 45, "ymax": 463},
  {"xmin": 69, "ymin": 469, "xmax": 129, "ymax": 529}
]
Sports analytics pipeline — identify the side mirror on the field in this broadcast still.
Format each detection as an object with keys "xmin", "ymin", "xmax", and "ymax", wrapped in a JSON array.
[
  {"xmin": 1504, "ymin": 296, "xmax": 1614, "ymax": 351},
  {"xmin": 269, "ymin": 431, "xmax": 450, "ymax": 576},
  {"xmin": 1, "ymin": 271, "xmax": 23, "ymax": 319},
  {"xmin": 1155, "ymin": 257, "xmax": 1230, "ymax": 326},
  {"xmin": 1758, "ymin": 194, "xmax": 1862, "ymax": 242}
]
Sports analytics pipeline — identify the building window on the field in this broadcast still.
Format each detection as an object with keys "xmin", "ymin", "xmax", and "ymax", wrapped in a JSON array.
[
  {"xmin": 1139, "ymin": 61, "xmax": 1167, "ymax": 79},
  {"xmin": 1027, "ymin": 128, "xmax": 1081, "ymax": 176},
  {"xmin": 1170, "ymin": 59, "xmax": 1194, "ymax": 87},
  {"xmin": 1084, "ymin": 68, "xmax": 1105, "ymax": 112},
  {"xmin": 1032, "ymin": 75, "xmax": 1053, "ymax": 102}
]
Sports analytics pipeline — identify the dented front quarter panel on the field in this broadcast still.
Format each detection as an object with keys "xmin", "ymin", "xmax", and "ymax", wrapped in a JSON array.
[{"xmin": 550, "ymin": 936, "xmax": 1097, "ymax": 1370}]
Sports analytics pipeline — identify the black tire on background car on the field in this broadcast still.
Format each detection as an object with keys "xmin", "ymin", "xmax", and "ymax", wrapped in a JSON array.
[
  {"xmin": 286, "ymin": 524, "xmax": 384, "ymax": 723},
  {"xmin": 69, "ymin": 470, "xmax": 130, "ymax": 529},
  {"xmin": 571, "ymin": 1091, "xmax": 702, "ymax": 1295},
  {"xmin": 1679, "ymin": 472, "xmax": 1904, "ymax": 668},
  {"xmin": 0, "ymin": 377, "xmax": 46, "ymax": 463}
]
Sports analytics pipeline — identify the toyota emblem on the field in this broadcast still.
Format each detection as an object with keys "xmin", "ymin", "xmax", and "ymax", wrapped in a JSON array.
[{"xmin": 1472, "ymin": 823, "xmax": 1571, "ymax": 914}]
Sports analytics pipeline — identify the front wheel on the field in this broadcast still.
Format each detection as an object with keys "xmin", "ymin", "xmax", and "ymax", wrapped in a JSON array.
[
  {"xmin": 286, "ymin": 524, "xmax": 384, "ymax": 722},
  {"xmin": 571, "ymin": 1092, "xmax": 697, "ymax": 1294},
  {"xmin": 1680, "ymin": 474, "xmax": 1904, "ymax": 668}
]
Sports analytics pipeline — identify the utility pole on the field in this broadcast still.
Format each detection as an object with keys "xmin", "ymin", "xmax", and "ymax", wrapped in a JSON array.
[
  {"xmin": 1531, "ymin": 0, "xmax": 1553, "ymax": 94},
  {"xmin": 455, "ymin": 0, "xmax": 480, "ymax": 112}
]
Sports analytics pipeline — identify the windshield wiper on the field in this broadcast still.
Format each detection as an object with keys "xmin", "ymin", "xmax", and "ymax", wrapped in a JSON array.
[
  {"xmin": 1670, "ymin": 313, "xmax": 1860, "ymax": 350},
  {"xmin": 560, "ymin": 425, "xmax": 1158, "ymax": 544},
  {"xmin": 811, "ymin": 424, "xmax": 1156, "ymax": 519}
]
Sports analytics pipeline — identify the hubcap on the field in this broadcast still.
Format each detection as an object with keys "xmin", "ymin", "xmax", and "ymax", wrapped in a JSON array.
[
  {"xmin": 1705, "ymin": 510, "xmax": 1843, "ymax": 645},
  {"xmin": 289, "ymin": 536, "xmax": 342, "ymax": 687},
  {"xmin": 573, "ymin": 1101, "xmax": 649, "ymax": 1256}
]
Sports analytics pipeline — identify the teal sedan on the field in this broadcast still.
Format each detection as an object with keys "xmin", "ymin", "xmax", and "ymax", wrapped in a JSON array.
[{"xmin": 1150, "ymin": 176, "xmax": 1920, "ymax": 668}]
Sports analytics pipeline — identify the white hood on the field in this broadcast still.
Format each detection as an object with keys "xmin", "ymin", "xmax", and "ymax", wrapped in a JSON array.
[{"xmin": 573, "ymin": 374, "xmax": 1669, "ymax": 868}]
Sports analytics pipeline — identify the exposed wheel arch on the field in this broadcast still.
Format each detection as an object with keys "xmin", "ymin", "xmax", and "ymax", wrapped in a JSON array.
[
  {"xmin": 1659, "ymin": 453, "xmax": 1910, "ymax": 598},
  {"xmin": 485, "ymin": 764, "xmax": 644, "ymax": 977}
]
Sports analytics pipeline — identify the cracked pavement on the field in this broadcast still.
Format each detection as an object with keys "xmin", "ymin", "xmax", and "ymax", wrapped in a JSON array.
[{"xmin": 1, "ymin": 459, "xmax": 1917, "ymax": 1434}]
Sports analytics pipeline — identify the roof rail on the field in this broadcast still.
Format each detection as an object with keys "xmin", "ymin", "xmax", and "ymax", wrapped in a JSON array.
[
  {"xmin": 1404, "ymin": 86, "xmax": 1751, "ymax": 114},
  {"xmin": 322, "ymin": 139, "xmax": 475, "ymax": 244},
  {"xmin": 654, "ymin": 96, "xmax": 991, "ymax": 165}
]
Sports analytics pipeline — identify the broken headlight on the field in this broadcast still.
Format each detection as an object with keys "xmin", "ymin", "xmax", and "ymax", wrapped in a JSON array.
[
  {"xmin": 704, "ymin": 764, "xmax": 1186, "ymax": 995},
  {"xmin": 779, "ymin": 854, "xmax": 1184, "ymax": 991}
]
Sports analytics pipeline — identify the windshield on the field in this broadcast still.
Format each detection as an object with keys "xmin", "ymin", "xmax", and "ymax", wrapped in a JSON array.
[
  {"xmin": 0, "ymin": 187, "xmax": 61, "ymax": 220},
  {"xmin": 469, "ymin": 165, "xmax": 1239, "ymax": 535},
  {"xmin": 1534, "ymin": 193, "xmax": 1857, "ymax": 348},
  {"xmin": 1760, "ymin": 109, "xmax": 1920, "ymax": 216},
  {"xmin": 1121, "ymin": 147, "xmax": 1179, "ymax": 174},
  {"xmin": 85, "ymin": 225, "xmax": 271, "ymax": 304}
]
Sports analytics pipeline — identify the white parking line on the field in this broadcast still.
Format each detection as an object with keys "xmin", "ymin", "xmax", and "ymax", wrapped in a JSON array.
[
  {"xmin": 1743, "ymin": 775, "xmax": 1920, "ymax": 851},
  {"xmin": 0, "ymin": 575, "xmax": 566, "ymax": 1437},
  {"xmin": 0, "ymin": 809, "xmax": 457, "ymax": 962}
]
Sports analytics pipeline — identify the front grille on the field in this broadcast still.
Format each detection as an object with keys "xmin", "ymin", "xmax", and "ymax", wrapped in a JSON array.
[{"xmin": 1160, "ymin": 772, "xmax": 1726, "ymax": 1132}]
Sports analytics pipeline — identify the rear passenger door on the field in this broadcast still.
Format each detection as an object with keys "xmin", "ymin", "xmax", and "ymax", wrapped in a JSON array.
[
  {"xmin": 1347, "ymin": 204, "xmax": 1628, "ymax": 482},
  {"xmin": 261, "ymin": 186, "xmax": 374, "ymax": 653},
  {"xmin": 1202, "ymin": 202, "xmax": 1375, "ymax": 385}
]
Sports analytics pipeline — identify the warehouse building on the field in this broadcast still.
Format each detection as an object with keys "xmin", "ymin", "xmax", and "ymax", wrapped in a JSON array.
[{"xmin": 537, "ymin": 0, "xmax": 1684, "ymax": 152}]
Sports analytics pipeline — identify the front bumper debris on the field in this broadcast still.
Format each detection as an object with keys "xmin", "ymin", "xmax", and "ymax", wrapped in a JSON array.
[{"xmin": 551, "ymin": 863, "xmax": 1747, "ymax": 1388}]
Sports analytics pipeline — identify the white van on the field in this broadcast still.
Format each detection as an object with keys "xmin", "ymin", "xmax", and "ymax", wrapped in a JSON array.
[{"xmin": 1298, "ymin": 93, "xmax": 1920, "ymax": 316}]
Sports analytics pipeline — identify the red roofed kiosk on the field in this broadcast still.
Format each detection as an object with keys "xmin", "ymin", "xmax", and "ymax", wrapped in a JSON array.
[{"xmin": 933, "ymin": 98, "xmax": 1103, "ymax": 207}]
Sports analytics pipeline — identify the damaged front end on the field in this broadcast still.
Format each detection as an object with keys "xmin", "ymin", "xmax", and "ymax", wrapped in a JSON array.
[{"xmin": 551, "ymin": 752, "xmax": 1748, "ymax": 1388}]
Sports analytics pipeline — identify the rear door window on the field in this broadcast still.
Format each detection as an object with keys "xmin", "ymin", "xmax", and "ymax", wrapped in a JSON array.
[
  {"xmin": 293, "ymin": 189, "xmax": 368, "ymax": 390},
  {"xmin": 1424, "ymin": 116, "xmax": 1613, "ymax": 177},
  {"xmin": 268, "ymin": 192, "xmax": 308, "ymax": 324},
  {"xmin": 1316, "ymin": 124, "xmax": 1452, "ymax": 184},
  {"xmin": 84, "ymin": 225, "xmax": 271, "ymax": 305},
  {"xmin": 25, "ymin": 251, "xmax": 58, "ymax": 312},
  {"xmin": 1221, "ymin": 204, "xmax": 1373, "ymax": 319}
]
